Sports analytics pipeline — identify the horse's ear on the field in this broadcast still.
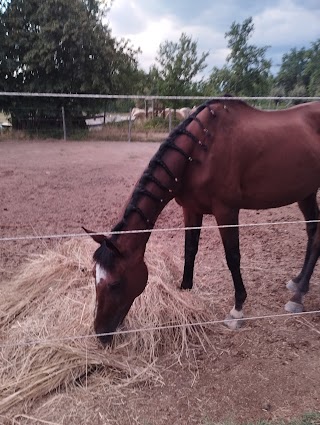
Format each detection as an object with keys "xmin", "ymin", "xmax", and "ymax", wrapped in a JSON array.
[
  {"xmin": 82, "ymin": 227, "xmax": 122, "ymax": 256},
  {"xmin": 104, "ymin": 238, "xmax": 123, "ymax": 257},
  {"xmin": 82, "ymin": 226, "xmax": 107, "ymax": 244}
]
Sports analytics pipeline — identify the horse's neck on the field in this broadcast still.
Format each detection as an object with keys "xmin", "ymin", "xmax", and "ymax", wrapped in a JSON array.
[{"xmin": 114, "ymin": 128, "xmax": 201, "ymax": 254}]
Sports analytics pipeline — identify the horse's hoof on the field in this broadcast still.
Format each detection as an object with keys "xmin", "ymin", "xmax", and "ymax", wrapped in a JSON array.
[
  {"xmin": 284, "ymin": 300, "xmax": 304, "ymax": 313},
  {"xmin": 180, "ymin": 281, "xmax": 192, "ymax": 291},
  {"xmin": 224, "ymin": 308, "xmax": 244, "ymax": 330},
  {"xmin": 224, "ymin": 314, "xmax": 244, "ymax": 330},
  {"xmin": 286, "ymin": 280, "xmax": 299, "ymax": 292},
  {"xmin": 180, "ymin": 285, "xmax": 191, "ymax": 291}
]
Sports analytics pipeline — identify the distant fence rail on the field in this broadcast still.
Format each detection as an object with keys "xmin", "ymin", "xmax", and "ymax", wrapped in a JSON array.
[
  {"xmin": 1, "ymin": 92, "xmax": 320, "ymax": 100},
  {"xmin": 1, "ymin": 93, "xmax": 320, "ymax": 142}
]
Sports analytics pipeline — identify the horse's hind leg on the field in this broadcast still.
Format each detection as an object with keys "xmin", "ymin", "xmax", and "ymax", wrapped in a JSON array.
[
  {"xmin": 287, "ymin": 193, "xmax": 319, "ymax": 292},
  {"xmin": 285, "ymin": 192, "xmax": 320, "ymax": 313},
  {"xmin": 181, "ymin": 209, "xmax": 203, "ymax": 290}
]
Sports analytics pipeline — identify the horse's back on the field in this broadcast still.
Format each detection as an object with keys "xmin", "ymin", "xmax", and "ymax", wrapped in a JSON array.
[
  {"xmin": 296, "ymin": 101, "xmax": 320, "ymax": 135},
  {"xmin": 179, "ymin": 101, "xmax": 320, "ymax": 212}
]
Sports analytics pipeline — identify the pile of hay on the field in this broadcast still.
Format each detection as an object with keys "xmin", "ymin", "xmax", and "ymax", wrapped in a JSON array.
[{"xmin": 0, "ymin": 238, "xmax": 215, "ymax": 414}]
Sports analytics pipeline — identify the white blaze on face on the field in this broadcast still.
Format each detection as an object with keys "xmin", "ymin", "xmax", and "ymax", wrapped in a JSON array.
[{"xmin": 95, "ymin": 263, "xmax": 107, "ymax": 286}]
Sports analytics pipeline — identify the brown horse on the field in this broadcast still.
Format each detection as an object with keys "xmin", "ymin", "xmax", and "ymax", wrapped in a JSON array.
[{"xmin": 85, "ymin": 98, "xmax": 320, "ymax": 344}]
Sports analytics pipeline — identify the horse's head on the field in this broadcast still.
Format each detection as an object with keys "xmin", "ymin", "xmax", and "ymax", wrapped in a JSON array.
[{"xmin": 84, "ymin": 228, "xmax": 148, "ymax": 345}]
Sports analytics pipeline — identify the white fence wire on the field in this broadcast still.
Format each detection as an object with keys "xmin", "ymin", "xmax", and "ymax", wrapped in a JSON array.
[
  {"xmin": 1, "ymin": 93, "xmax": 320, "ymax": 347},
  {"xmin": 1, "ymin": 92, "xmax": 320, "ymax": 141},
  {"xmin": 1, "ymin": 219, "xmax": 320, "ymax": 242},
  {"xmin": 1, "ymin": 92, "xmax": 320, "ymax": 100},
  {"xmin": 1, "ymin": 309, "xmax": 320, "ymax": 349}
]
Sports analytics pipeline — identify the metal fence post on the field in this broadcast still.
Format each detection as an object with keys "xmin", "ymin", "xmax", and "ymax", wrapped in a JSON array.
[
  {"xmin": 61, "ymin": 106, "xmax": 67, "ymax": 141},
  {"xmin": 169, "ymin": 109, "xmax": 172, "ymax": 133},
  {"xmin": 128, "ymin": 109, "xmax": 132, "ymax": 142}
]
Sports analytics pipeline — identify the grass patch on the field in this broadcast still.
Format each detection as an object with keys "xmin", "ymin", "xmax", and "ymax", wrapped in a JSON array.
[{"xmin": 202, "ymin": 412, "xmax": 320, "ymax": 425}]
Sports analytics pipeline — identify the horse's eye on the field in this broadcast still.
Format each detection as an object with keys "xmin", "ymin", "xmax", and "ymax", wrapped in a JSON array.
[{"xmin": 109, "ymin": 280, "xmax": 123, "ymax": 291}]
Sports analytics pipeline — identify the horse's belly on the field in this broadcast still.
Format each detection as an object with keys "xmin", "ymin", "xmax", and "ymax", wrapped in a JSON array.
[{"xmin": 241, "ymin": 169, "xmax": 320, "ymax": 209}]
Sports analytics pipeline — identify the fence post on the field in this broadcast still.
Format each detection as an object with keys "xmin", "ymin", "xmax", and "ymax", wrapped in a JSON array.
[
  {"xmin": 128, "ymin": 108, "xmax": 132, "ymax": 143},
  {"xmin": 61, "ymin": 106, "xmax": 67, "ymax": 141},
  {"xmin": 169, "ymin": 109, "xmax": 172, "ymax": 133},
  {"xmin": 144, "ymin": 99, "xmax": 148, "ymax": 118}
]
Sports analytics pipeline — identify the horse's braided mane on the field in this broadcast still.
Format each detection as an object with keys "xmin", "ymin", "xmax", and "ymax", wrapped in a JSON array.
[{"xmin": 110, "ymin": 100, "xmax": 213, "ymax": 236}]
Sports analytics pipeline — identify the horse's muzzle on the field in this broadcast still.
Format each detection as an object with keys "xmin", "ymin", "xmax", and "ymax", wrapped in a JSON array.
[{"xmin": 97, "ymin": 332, "xmax": 113, "ymax": 345}]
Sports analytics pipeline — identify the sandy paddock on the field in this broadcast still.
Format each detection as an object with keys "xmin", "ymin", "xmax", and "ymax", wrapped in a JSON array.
[{"xmin": 0, "ymin": 140, "xmax": 319, "ymax": 424}]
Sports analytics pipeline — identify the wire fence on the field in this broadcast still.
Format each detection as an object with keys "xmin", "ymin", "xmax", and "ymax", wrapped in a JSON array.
[
  {"xmin": 1, "ymin": 216, "xmax": 320, "ymax": 349},
  {"xmin": 1, "ymin": 309, "xmax": 320, "ymax": 349},
  {"xmin": 1, "ymin": 93, "xmax": 320, "ymax": 142},
  {"xmin": 1, "ymin": 218, "xmax": 320, "ymax": 242},
  {"xmin": 1, "ymin": 93, "xmax": 320, "ymax": 348}
]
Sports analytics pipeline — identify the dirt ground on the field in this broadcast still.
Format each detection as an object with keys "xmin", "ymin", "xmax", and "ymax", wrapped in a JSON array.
[{"xmin": 0, "ymin": 139, "xmax": 319, "ymax": 424}]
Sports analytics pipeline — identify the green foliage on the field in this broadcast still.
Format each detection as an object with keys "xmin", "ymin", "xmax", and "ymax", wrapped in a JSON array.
[
  {"xmin": 151, "ymin": 17, "xmax": 319, "ymax": 101},
  {"xmin": 274, "ymin": 40, "xmax": 320, "ymax": 97},
  {"xmin": 275, "ymin": 47, "xmax": 309, "ymax": 95},
  {"xmin": 2, "ymin": 4, "xmax": 320, "ymax": 137},
  {"xmin": 141, "ymin": 116, "xmax": 179, "ymax": 130},
  {"xmin": 204, "ymin": 17, "xmax": 272, "ymax": 96},
  {"xmin": 152, "ymin": 32, "xmax": 209, "ymax": 107},
  {"xmin": 0, "ymin": 0, "xmax": 140, "ymax": 131},
  {"xmin": 201, "ymin": 412, "xmax": 320, "ymax": 425},
  {"xmin": 304, "ymin": 40, "xmax": 320, "ymax": 96}
]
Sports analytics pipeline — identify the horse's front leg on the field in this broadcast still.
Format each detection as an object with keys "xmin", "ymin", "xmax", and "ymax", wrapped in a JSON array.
[
  {"xmin": 180, "ymin": 209, "xmax": 203, "ymax": 290},
  {"xmin": 215, "ymin": 208, "xmax": 247, "ymax": 330}
]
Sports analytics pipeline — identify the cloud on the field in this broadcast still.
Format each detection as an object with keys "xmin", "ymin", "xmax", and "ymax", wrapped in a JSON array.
[
  {"xmin": 129, "ymin": 18, "xmax": 182, "ymax": 70},
  {"xmin": 108, "ymin": 1, "xmax": 226, "ymax": 72},
  {"xmin": 107, "ymin": 0, "xmax": 180, "ymax": 70},
  {"xmin": 108, "ymin": 2, "xmax": 229, "ymax": 72},
  {"xmin": 106, "ymin": 0, "xmax": 148, "ymax": 35},
  {"xmin": 292, "ymin": 0, "xmax": 320, "ymax": 10},
  {"xmin": 106, "ymin": 0, "xmax": 320, "ymax": 76},
  {"xmin": 253, "ymin": 0, "xmax": 320, "ymax": 49}
]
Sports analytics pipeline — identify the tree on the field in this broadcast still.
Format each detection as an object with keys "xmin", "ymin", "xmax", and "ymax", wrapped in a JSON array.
[
  {"xmin": 305, "ymin": 40, "xmax": 320, "ymax": 96},
  {"xmin": 205, "ymin": 17, "xmax": 272, "ymax": 96},
  {"xmin": 275, "ymin": 47, "xmax": 309, "ymax": 95},
  {"xmin": 273, "ymin": 40, "xmax": 320, "ymax": 98},
  {"xmin": 289, "ymin": 83, "xmax": 307, "ymax": 104},
  {"xmin": 154, "ymin": 33, "xmax": 209, "ymax": 107},
  {"xmin": 0, "ymin": 0, "xmax": 140, "ymax": 130}
]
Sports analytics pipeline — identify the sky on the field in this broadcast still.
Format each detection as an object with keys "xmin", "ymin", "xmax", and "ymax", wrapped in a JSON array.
[{"xmin": 106, "ymin": 0, "xmax": 320, "ymax": 77}]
